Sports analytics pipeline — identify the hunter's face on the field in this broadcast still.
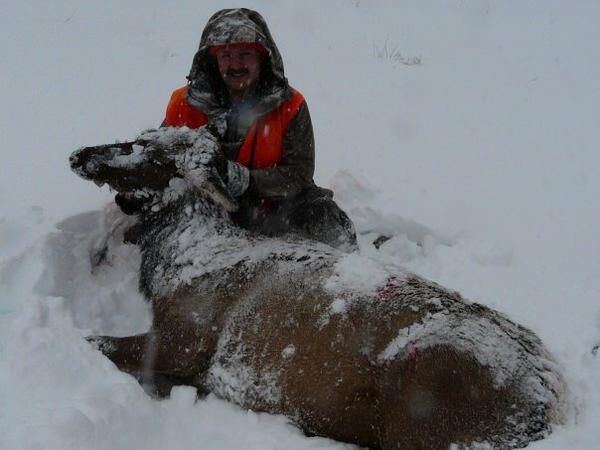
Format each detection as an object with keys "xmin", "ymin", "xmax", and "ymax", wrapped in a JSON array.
[{"xmin": 216, "ymin": 45, "xmax": 263, "ymax": 98}]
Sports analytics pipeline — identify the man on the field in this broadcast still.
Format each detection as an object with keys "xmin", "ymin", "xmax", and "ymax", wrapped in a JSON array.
[{"xmin": 119, "ymin": 8, "xmax": 357, "ymax": 250}]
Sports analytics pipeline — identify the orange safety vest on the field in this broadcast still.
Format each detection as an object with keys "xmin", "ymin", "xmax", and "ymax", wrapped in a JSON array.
[{"xmin": 165, "ymin": 86, "xmax": 305, "ymax": 170}]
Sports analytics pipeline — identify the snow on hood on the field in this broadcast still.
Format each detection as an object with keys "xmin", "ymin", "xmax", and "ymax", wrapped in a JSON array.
[{"xmin": 186, "ymin": 8, "xmax": 291, "ymax": 119}]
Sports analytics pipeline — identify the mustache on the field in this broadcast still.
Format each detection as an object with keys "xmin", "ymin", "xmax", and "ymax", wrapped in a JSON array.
[{"xmin": 225, "ymin": 69, "xmax": 249, "ymax": 77}]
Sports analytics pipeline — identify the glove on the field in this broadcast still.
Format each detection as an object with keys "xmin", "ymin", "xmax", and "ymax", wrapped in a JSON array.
[
  {"xmin": 201, "ymin": 150, "xmax": 248, "ymax": 197},
  {"xmin": 211, "ymin": 151, "xmax": 228, "ymax": 180},
  {"xmin": 225, "ymin": 160, "xmax": 250, "ymax": 197}
]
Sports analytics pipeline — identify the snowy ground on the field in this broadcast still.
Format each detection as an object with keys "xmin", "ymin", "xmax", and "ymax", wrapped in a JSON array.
[{"xmin": 1, "ymin": 1, "xmax": 599, "ymax": 449}]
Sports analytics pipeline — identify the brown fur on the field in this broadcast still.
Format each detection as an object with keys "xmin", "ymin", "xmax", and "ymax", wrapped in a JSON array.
[{"xmin": 93, "ymin": 257, "xmax": 563, "ymax": 449}]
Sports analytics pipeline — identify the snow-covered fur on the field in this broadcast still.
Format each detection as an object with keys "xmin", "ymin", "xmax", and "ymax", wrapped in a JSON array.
[{"xmin": 70, "ymin": 128, "xmax": 566, "ymax": 450}]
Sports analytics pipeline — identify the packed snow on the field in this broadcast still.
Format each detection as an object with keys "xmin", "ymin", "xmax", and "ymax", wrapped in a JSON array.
[{"xmin": 1, "ymin": 1, "xmax": 599, "ymax": 449}]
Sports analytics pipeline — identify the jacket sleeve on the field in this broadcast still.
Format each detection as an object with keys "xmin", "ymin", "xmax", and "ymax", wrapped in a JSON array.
[{"xmin": 248, "ymin": 101, "xmax": 315, "ymax": 200}]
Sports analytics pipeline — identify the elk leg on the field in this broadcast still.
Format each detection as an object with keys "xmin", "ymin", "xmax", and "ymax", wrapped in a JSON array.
[
  {"xmin": 89, "ymin": 333, "xmax": 155, "ymax": 373},
  {"xmin": 88, "ymin": 331, "xmax": 211, "ymax": 397}
]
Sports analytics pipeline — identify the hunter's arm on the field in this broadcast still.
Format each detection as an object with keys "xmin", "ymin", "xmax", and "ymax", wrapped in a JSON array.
[{"xmin": 248, "ymin": 101, "xmax": 315, "ymax": 200}]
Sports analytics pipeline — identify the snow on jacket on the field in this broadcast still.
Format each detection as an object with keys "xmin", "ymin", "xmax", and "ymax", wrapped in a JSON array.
[{"xmin": 165, "ymin": 8, "xmax": 315, "ymax": 200}]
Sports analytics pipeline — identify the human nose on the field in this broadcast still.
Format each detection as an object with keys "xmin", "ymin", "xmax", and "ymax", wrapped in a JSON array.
[{"xmin": 229, "ymin": 55, "xmax": 245, "ymax": 70}]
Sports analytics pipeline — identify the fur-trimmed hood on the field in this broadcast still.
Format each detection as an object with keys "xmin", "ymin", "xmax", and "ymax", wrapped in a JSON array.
[{"xmin": 186, "ymin": 8, "xmax": 291, "ymax": 118}]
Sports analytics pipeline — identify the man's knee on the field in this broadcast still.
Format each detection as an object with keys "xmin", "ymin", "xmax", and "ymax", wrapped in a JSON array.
[{"xmin": 288, "ymin": 188, "xmax": 358, "ymax": 251}]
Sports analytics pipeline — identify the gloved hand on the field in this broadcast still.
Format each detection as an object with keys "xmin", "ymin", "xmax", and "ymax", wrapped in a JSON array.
[
  {"xmin": 137, "ymin": 127, "xmax": 249, "ymax": 198},
  {"xmin": 225, "ymin": 160, "xmax": 250, "ymax": 197},
  {"xmin": 195, "ymin": 150, "xmax": 248, "ymax": 197},
  {"xmin": 210, "ymin": 151, "xmax": 228, "ymax": 180}
]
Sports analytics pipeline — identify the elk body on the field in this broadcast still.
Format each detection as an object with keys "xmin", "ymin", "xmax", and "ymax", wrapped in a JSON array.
[{"xmin": 70, "ymin": 128, "xmax": 565, "ymax": 450}]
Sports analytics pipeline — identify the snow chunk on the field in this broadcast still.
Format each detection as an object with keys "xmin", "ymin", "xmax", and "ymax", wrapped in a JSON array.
[
  {"xmin": 324, "ymin": 253, "xmax": 391, "ymax": 295},
  {"xmin": 281, "ymin": 344, "xmax": 296, "ymax": 360},
  {"xmin": 329, "ymin": 298, "xmax": 348, "ymax": 315},
  {"xmin": 378, "ymin": 312, "xmax": 449, "ymax": 362},
  {"xmin": 169, "ymin": 385, "xmax": 198, "ymax": 407}
]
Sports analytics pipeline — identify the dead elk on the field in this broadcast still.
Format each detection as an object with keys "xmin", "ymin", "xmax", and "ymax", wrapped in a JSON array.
[{"xmin": 71, "ymin": 128, "xmax": 565, "ymax": 450}]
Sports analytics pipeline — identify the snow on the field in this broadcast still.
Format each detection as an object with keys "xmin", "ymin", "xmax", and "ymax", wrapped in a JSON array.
[
  {"xmin": 1, "ymin": 1, "xmax": 599, "ymax": 449},
  {"xmin": 282, "ymin": 344, "xmax": 296, "ymax": 360},
  {"xmin": 376, "ymin": 309, "xmax": 558, "ymax": 392},
  {"xmin": 324, "ymin": 252, "xmax": 395, "ymax": 296}
]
